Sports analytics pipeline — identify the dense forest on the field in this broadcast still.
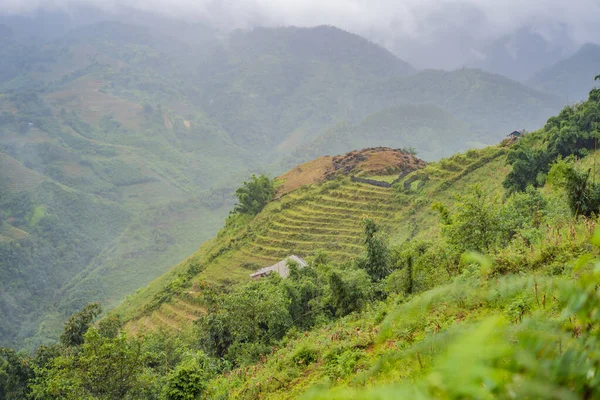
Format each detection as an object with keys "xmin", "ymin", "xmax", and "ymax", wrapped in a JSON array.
[{"xmin": 2, "ymin": 80, "xmax": 600, "ymax": 399}]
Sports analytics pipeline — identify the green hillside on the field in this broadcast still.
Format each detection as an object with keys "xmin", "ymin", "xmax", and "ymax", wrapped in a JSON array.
[
  {"xmin": 3, "ymin": 84, "xmax": 600, "ymax": 399},
  {"xmin": 285, "ymin": 104, "xmax": 478, "ymax": 164},
  {"xmin": 357, "ymin": 68, "xmax": 562, "ymax": 136},
  {"xmin": 528, "ymin": 43, "xmax": 600, "ymax": 103},
  {"xmin": 0, "ymin": 20, "xmax": 570, "ymax": 349},
  {"xmin": 114, "ymin": 145, "xmax": 508, "ymax": 333}
]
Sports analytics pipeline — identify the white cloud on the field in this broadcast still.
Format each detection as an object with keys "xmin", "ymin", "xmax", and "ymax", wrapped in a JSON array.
[
  {"xmin": 1, "ymin": 0, "xmax": 598, "ymax": 38},
  {"xmin": 2, "ymin": 0, "xmax": 600, "ymax": 69}
]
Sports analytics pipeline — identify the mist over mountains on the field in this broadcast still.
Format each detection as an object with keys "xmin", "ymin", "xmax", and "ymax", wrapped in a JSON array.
[
  {"xmin": 1, "ymin": 3, "xmax": 599, "ymax": 348},
  {"xmin": 1, "ymin": 0, "xmax": 599, "ymax": 77}
]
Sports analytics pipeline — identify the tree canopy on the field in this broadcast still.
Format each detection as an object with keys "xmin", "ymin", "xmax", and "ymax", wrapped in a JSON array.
[{"xmin": 233, "ymin": 174, "xmax": 276, "ymax": 215}]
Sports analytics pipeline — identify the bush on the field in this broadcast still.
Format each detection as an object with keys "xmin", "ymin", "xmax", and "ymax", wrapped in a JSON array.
[
  {"xmin": 233, "ymin": 174, "xmax": 275, "ymax": 215},
  {"xmin": 433, "ymin": 184, "xmax": 501, "ymax": 253},
  {"xmin": 324, "ymin": 266, "xmax": 372, "ymax": 317},
  {"xmin": 547, "ymin": 157, "xmax": 600, "ymax": 217},
  {"xmin": 163, "ymin": 352, "xmax": 216, "ymax": 400}
]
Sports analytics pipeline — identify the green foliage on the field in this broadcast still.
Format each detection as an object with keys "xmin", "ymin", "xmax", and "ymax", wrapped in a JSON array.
[
  {"xmin": 59, "ymin": 302, "xmax": 102, "ymax": 347},
  {"xmin": 504, "ymin": 83, "xmax": 600, "ymax": 192},
  {"xmin": 498, "ymin": 185, "xmax": 546, "ymax": 243},
  {"xmin": 291, "ymin": 345, "xmax": 318, "ymax": 367},
  {"xmin": 358, "ymin": 218, "xmax": 391, "ymax": 281},
  {"xmin": 233, "ymin": 175, "xmax": 275, "ymax": 216},
  {"xmin": 324, "ymin": 266, "xmax": 372, "ymax": 317},
  {"xmin": 0, "ymin": 347, "xmax": 34, "ymax": 399},
  {"xmin": 435, "ymin": 184, "xmax": 547, "ymax": 254},
  {"xmin": 163, "ymin": 352, "xmax": 216, "ymax": 400},
  {"xmin": 197, "ymin": 276, "xmax": 292, "ymax": 365},
  {"xmin": 435, "ymin": 185, "xmax": 501, "ymax": 252},
  {"xmin": 32, "ymin": 329, "xmax": 147, "ymax": 399},
  {"xmin": 548, "ymin": 157, "xmax": 600, "ymax": 217}
]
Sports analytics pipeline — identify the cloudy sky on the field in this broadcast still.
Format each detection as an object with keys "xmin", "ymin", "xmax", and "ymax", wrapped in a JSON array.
[
  {"xmin": 2, "ymin": 0, "xmax": 599, "ymax": 38},
  {"xmin": 1, "ymin": 0, "xmax": 599, "ymax": 71}
]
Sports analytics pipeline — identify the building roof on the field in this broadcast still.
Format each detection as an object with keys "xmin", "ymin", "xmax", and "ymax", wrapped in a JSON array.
[
  {"xmin": 249, "ymin": 255, "xmax": 308, "ymax": 279},
  {"xmin": 507, "ymin": 130, "xmax": 523, "ymax": 137}
]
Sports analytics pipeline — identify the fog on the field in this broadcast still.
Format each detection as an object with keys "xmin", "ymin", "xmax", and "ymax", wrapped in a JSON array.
[{"xmin": 1, "ymin": 0, "xmax": 599, "ymax": 70}]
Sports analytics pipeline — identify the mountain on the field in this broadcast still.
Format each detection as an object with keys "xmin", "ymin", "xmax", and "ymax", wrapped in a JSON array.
[
  {"xmin": 470, "ymin": 26, "xmax": 574, "ymax": 82},
  {"xmin": 0, "ymin": 21, "xmax": 419, "ymax": 347},
  {"xmin": 284, "ymin": 104, "xmax": 477, "ymax": 164},
  {"xmin": 196, "ymin": 25, "xmax": 416, "ymax": 150},
  {"xmin": 114, "ymin": 147, "xmax": 434, "ymax": 328},
  {"xmin": 0, "ymin": 19, "xmax": 566, "ymax": 348},
  {"xmin": 528, "ymin": 43, "xmax": 600, "ymax": 103},
  {"xmin": 3, "ymin": 87, "xmax": 600, "ymax": 397},
  {"xmin": 356, "ymin": 68, "xmax": 561, "ymax": 137}
]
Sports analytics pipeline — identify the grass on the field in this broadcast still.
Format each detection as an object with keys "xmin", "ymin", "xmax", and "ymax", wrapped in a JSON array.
[
  {"xmin": 211, "ymin": 274, "xmax": 567, "ymax": 399},
  {"xmin": 115, "ymin": 145, "xmax": 512, "ymax": 333},
  {"xmin": 363, "ymin": 175, "xmax": 398, "ymax": 183}
]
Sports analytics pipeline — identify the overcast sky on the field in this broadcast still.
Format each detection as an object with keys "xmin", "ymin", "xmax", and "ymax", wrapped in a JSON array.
[
  {"xmin": 2, "ymin": 0, "xmax": 599, "ymax": 39},
  {"xmin": 2, "ymin": 0, "xmax": 600, "ymax": 71}
]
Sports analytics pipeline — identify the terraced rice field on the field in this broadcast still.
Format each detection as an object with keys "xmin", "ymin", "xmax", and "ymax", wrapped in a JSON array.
[
  {"xmin": 0, "ymin": 222, "xmax": 29, "ymax": 242},
  {"xmin": 126, "ymin": 179, "xmax": 401, "ymax": 333},
  {"xmin": 0, "ymin": 153, "xmax": 46, "ymax": 192},
  {"xmin": 246, "ymin": 181, "xmax": 398, "ymax": 262},
  {"xmin": 125, "ymin": 295, "xmax": 206, "ymax": 334}
]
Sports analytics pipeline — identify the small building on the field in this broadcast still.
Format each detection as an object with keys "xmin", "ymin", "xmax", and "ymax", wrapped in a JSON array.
[
  {"xmin": 249, "ymin": 255, "xmax": 308, "ymax": 279},
  {"xmin": 507, "ymin": 130, "xmax": 524, "ymax": 139}
]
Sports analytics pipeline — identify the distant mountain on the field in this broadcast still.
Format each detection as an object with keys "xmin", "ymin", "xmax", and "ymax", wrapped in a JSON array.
[
  {"xmin": 470, "ymin": 26, "xmax": 574, "ymax": 82},
  {"xmin": 285, "ymin": 105, "xmax": 476, "ymax": 166},
  {"xmin": 198, "ymin": 25, "xmax": 416, "ymax": 149},
  {"xmin": 355, "ymin": 68, "xmax": 561, "ymax": 138},
  {"xmin": 527, "ymin": 43, "xmax": 600, "ymax": 103}
]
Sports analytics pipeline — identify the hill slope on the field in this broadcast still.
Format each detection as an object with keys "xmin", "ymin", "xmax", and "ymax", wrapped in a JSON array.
[
  {"xmin": 528, "ymin": 43, "xmax": 600, "ymax": 102},
  {"xmin": 115, "ymin": 145, "xmax": 507, "ymax": 332},
  {"xmin": 357, "ymin": 68, "xmax": 561, "ymax": 136},
  {"xmin": 0, "ymin": 19, "xmax": 566, "ymax": 348},
  {"xmin": 4, "ymin": 88, "xmax": 600, "ymax": 398}
]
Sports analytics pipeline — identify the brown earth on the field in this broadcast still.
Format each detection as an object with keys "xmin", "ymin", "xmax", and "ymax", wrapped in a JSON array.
[{"xmin": 277, "ymin": 147, "xmax": 426, "ymax": 196}]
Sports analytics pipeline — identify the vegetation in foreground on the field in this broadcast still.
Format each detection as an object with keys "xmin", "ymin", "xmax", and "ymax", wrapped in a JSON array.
[{"xmin": 2, "ymin": 85, "xmax": 600, "ymax": 398}]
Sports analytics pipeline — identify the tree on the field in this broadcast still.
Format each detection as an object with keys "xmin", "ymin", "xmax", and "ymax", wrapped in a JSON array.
[
  {"xmin": 31, "ymin": 329, "xmax": 147, "ymax": 399},
  {"xmin": 433, "ymin": 185, "xmax": 500, "ymax": 252},
  {"xmin": 60, "ymin": 302, "xmax": 101, "ymax": 347},
  {"xmin": 359, "ymin": 218, "xmax": 391, "ymax": 281},
  {"xmin": 0, "ymin": 348, "xmax": 34, "ymax": 399},
  {"xmin": 233, "ymin": 174, "xmax": 275, "ymax": 215},
  {"xmin": 325, "ymin": 267, "xmax": 372, "ymax": 317},
  {"xmin": 162, "ymin": 352, "xmax": 216, "ymax": 400},
  {"xmin": 503, "ymin": 146, "xmax": 550, "ymax": 192},
  {"xmin": 197, "ymin": 277, "xmax": 292, "ymax": 365},
  {"xmin": 548, "ymin": 158, "xmax": 600, "ymax": 217}
]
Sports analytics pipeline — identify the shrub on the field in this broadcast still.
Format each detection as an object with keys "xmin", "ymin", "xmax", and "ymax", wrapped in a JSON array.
[{"xmin": 233, "ymin": 174, "xmax": 275, "ymax": 215}]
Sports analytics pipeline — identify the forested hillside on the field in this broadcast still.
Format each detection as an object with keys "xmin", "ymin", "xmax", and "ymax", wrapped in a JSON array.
[
  {"xmin": 0, "ymin": 19, "xmax": 571, "ymax": 348},
  {"xmin": 529, "ymin": 43, "xmax": 600, "ymax": 103},
  {"xmin": 3, "ymin": 82, "xmax": 600, "ymax": 399}
]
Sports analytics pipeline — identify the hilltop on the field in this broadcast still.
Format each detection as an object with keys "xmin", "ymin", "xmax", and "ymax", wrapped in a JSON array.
[
  {"xmin": 108, "ymin": 86, "xmax": 600, "ymax": 398},
  {"xmin": 277, "ymin": 147, "xmax": 425, "ymax": 195}
]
